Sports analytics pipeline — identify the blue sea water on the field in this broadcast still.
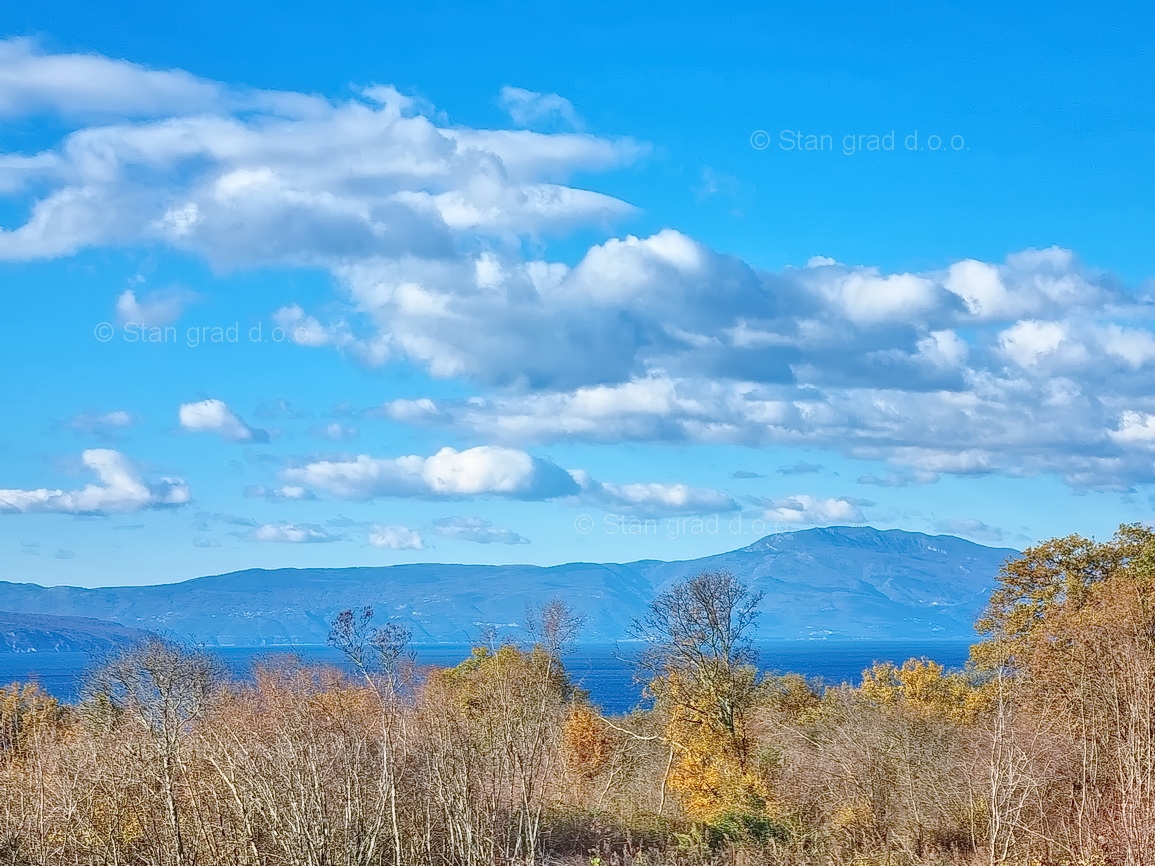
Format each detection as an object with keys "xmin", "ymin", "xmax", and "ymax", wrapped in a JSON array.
[{"xmin": 0, "ymin": 640, "xmax": 974, "ymax": 716}]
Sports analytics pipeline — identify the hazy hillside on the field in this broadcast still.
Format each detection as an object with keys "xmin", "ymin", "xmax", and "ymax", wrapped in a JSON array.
[
  {"xmin": 0, "ymin": 611, "xmax": 152, "ymax": 653},
  {"xmin": 0, "ymin": 527, "xmax": 1017, "ymax": 646}
]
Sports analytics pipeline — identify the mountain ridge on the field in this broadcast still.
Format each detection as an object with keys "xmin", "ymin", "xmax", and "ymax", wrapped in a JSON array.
[
  {"xmin": 0, "ymin": 611, "xmax": 152, "ymax": 654},
  {"xmin": 0, "ymin": 527, "xmax": 1018, "ymax": 646}
]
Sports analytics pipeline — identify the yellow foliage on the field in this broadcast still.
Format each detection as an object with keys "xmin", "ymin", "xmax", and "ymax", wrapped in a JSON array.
[
  {"xmin": 562, "ymin": 705, "xmax": 613, "ymax": 778},
  {"xmin": 665, "ymin": 733, "xmax": 774, "ymax": 824},
  {"xmin": 858, "ymin": 659, "xmax": 980, "ymax": 723},
  {"xmin": 655, "ymin": 667, "xmax": 777, "ymax": 825},
  {"xmin": 435, "ymin": 644, "xmax": 569, "ymax": 712},
  {"xmin": 0, "ymin": 681, "xmax": 63, "ymax": 755}
]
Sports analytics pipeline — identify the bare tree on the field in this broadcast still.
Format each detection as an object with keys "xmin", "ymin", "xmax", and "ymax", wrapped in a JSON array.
[
  {"xmin": 88, "ymin": 637, "xmax": 223, "ymax": 866},
  {"xmin": 328, "ymin": 607, "xmax": 412, "ymax": 866}
]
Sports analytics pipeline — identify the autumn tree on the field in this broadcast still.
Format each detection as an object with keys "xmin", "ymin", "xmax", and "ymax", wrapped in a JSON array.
[
  {"xmin": 632, "ymin": 570, "xmax": 774, "ymax": 832},
  {"xmin": 973, "ymin": 524, "xmax": 1155, "ymax": 865}
]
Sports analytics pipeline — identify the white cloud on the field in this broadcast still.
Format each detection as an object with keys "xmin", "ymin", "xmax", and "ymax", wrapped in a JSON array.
[
  {"xmin": 829, "ymin": 271, "xmax": 944, "ymax": 324},
  {"xmin": 999, "ymin": 320, "xmax": 1088, "ymax": 370},
  {"xmin": 310, "ymin": 422, "xmax": 358, "ymax": 441},
  {"xmin": 382, "ymin": 362, "xmax": 1155, "ymax": 490},
  {"xmin": 1109, "ymin": 411, "xmax": 1155, "ymax": 447},
  {"xmin": 178, "ymin": 399, "xmax": 268, "ymax": 443},
  {"xmin": 431, "ymin": 516, "xmax": 529, "ymax": 545},
  {"xmin": 115, "ymin": 287, "xmax": 198, "ymax": 326},
  {"xmin": 0, "ymin": 38, "xmax": 222, "ymax": 118},
  {"xmin": 761, "ymin": 495, "xmax": 871, "ymax": 526},
  {"xmin": 377, "ymin": 397, "xmax": 451, "ymax": 425},
  {"xmin": 282, "ymin": 445, "xmax": 579, "ymax": 500},
  {"xmin": 916, "ymin": 330, "xmax": 969, "ymax": 368},
  {"xmin": 4, "ymin": 43, "xmax": 1155, "ymax": 493},
  {"xmin": 1099, "ymin": 324, "xmax": 1155, "ymax": 369},
  {"xmin": 498, "ymin": 86, "xmax": 582, "ymax": 130},
  {"xmin": 572, "ymin": 470, "xmax": 738, "ymax": 516},
  {"xmin": 273, "ymin": 305, "xmax": 390, "ymax": 366},
  {"xmin": 0, "ymin": 449, "xmax": 189, "ymax": 514},
  {"xmin": 280, "ymin": 444, "xmax": 730, "ymax": 515},
  {"xmin": 944, "ymin": 249, "xmax": 1111, "ymax": 320},
  {"xmin": 249, "ymin": 522, "xmax": 341, "ymax": 543},
  {"xmin": 368, "ymin": 524, "xmax": 425, "ymax": 550},
  {"xmin": 0, "ymin": 49, "xmax": 643, "ymax": 262}
]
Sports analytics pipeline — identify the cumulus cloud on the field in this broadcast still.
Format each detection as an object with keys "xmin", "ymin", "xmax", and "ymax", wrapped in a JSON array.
[
  {"xmin": 179, "ymin": 399, "xmax": 269, "ymax": 443},
  {"xmin": 273, "ymin": 305, "xmax": 391, "ymax": 367},
  {"xmin": 0, "ymin": 449, "xmax": 189, "ymax": 514},
  {"xmin": 999, "ymin": 320, "xmax": 1089, "ymax": 371},
  {"xmin": 281, "ymin": 445, "xmax": 579, "ymax": 501},
  {"xmin": 6, "ymin": 42, "xmax": 1155, "ymax": 492},
  {"xmin": 368, "ymin": 524, "xmax": 425, "ymax": 550},
  {"xmin": 278, "ymin": 443, "xmax": 728, "ymax": 515},
  {"xmin": 1109, "ymin": 411, "xmax": 1155, "ymax": 447},
  {"xmin": 248, "ymin": 522, "xmax": 340, "ymax": 543},
  {"xmin": 760, "ymin": 495, "xmax": 872, "ymax": 526},
  {"xmin": 431, "ymin": 516, "xmax": 529, "ymax": 545},
  {"xmin": 375, "ymin": 397, "xmax": 452, "ymax": 425}
]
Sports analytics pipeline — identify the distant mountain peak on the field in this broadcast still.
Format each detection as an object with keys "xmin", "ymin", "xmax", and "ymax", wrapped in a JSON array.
[{"xmin": 743, "ymin": 525, "xmax": 1013, "ymax": 557}]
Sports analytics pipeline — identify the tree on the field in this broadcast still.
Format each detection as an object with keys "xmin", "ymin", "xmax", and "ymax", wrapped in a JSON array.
[
  {"xmin": 634, "ymin": 570, "xmax": 763, "ymax": 739},
  {"xmin": 973, "ymin": 524, "xmax": 1155, "ymax": 865},
  {"xmin": 974, "ymin": 524, "xmax": 1154, "ymax": 668},
  {"xmin": 328, "ymin": 607, "xmax": 412, "ymax": 866},
  {"xmin": 89, "ymin": 637, "xmax": 223, "ymax": 866},
  {"xmin": 632, "ymin": 571, "xmax": 772, "ymax": 829}
]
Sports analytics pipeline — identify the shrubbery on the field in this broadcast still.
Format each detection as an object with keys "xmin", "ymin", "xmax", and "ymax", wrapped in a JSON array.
[{"xmin": 3, "ymin": 525, "xmax": 1155, "ymax": 864}]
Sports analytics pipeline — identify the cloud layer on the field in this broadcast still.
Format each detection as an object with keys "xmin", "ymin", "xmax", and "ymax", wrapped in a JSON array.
[{"xmin": 4, "ymin": 41, "xmax": 1155, "ymax": 495}]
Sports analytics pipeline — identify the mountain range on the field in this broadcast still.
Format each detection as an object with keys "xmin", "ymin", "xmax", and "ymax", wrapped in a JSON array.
[
  {"xmin": 0, "ymin": 527, "xmax": 1017, "ymax": 646},
  {"xmin": 0, "ymin": 611, "xmax": 151, "ymax": 654}
]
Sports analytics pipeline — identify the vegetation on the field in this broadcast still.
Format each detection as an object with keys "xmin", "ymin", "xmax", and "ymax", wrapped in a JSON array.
[{"xmin": 3, "ymin": 524, "xmax": 1155, "ymax": 864}]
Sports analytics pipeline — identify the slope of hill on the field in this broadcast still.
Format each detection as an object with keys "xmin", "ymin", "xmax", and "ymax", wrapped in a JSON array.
[
  {"xmin": 0, "ymin": 527, "xmax": 1017, "ymax": 646},
  {"xmin": 0, "ymin": 611, "xmax": 152, "ymax": 653}
]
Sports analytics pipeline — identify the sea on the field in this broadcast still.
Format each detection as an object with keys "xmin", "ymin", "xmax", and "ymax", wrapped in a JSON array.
[{"xmin": 0, "ymin": 639, "xmax": 974, "ymax": 716}]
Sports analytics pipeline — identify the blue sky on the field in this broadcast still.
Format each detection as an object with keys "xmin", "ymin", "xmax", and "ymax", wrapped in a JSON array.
[{"xmin": 1, "ymin": 1, "xmax": 1153, "ymax": 586}]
